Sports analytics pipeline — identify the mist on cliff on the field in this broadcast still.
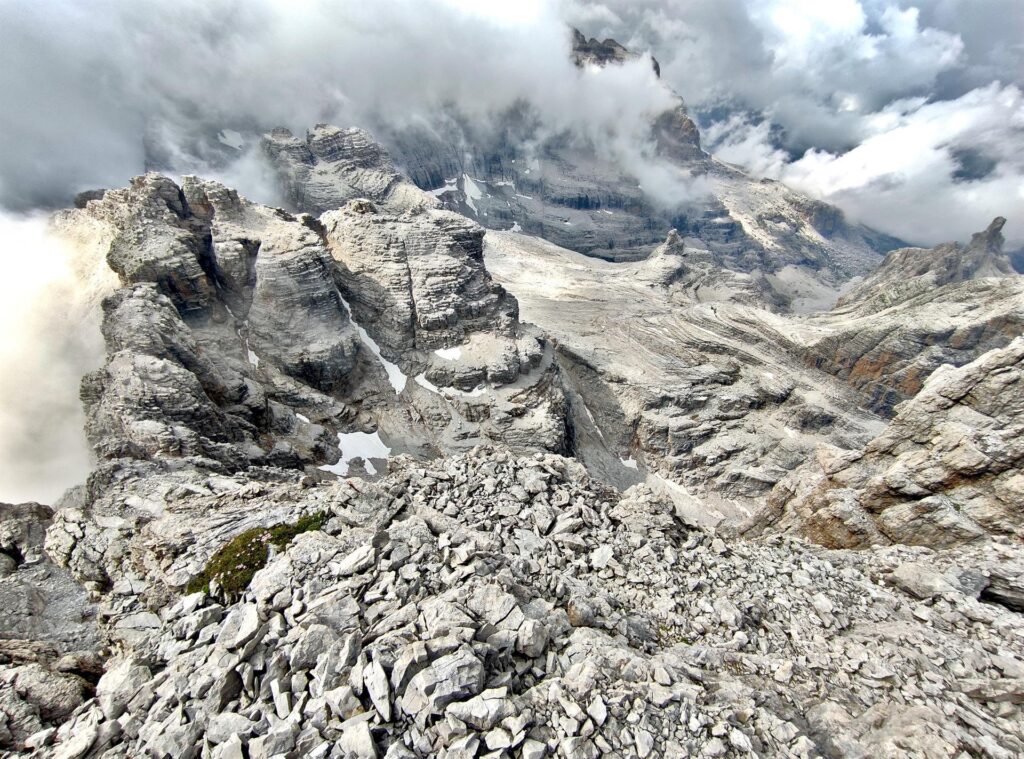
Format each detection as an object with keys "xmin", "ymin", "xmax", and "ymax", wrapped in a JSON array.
[
  {"xmin": 0, "ymin": 0, "xmax": 689, "ymax": 212},
  {"xmin": 3, "ymin": 0, "xmax": 1021, "ymax": 242},
  {"xmin": 0, "ymin": 0, "xmax": 684, "ymax": 502}
]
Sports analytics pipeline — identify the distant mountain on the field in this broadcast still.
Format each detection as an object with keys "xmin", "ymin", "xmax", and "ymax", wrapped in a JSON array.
[{"xmin": 350, "ymin": 28, "xmax": 904, "ymax": 298}]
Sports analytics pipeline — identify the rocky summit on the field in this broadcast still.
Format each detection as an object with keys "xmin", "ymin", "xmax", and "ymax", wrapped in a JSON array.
[{"xmin": 3, "ymin": 29, "xmax": 1024, "ymax": 759}]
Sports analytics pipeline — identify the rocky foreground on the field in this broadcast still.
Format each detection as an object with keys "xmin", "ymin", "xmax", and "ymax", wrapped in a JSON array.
[{"xmin": 4, "ymin": 448, "xmax": 1024, "ymax": 758}]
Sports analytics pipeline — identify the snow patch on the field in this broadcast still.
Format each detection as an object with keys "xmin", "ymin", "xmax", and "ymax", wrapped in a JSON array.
[
  {"xmin": 510, "ymin": 222, "xmax": 522, "ymax": 233},
  {"xmin": 296, "ymin": 413, "xmax": 310, "ymax": 424},
  {"xmin": 463, "ymin": 174, "xmax": 483, "ymax": 214},
  {"xmin": 434, "ymin": 346, "xmax": 462, "ymax": 360},
  {"xmin": 217, "ymin": 129, "xmax": 245, "ymax": 150},
  {"xmin": 320, "ymin": 431, "xmax": 391, "ymax": 477},
  {"xmin": 620, "ymin": 457, "xmax": 639, "ymax": 470},
  {"xmin": 580, "ymin": 402, "xmax": 605, "ymax": 440},
  {"xmin": 246, "ymin": 348, "xmax": 260, "ymax": 368},
  {"xmin": 427, "ymin": 178, "xmax": 458, "ymax": 198},
  {"xmin": 336, "ymin": 290, "xmax": 407, "ymax": 393}
]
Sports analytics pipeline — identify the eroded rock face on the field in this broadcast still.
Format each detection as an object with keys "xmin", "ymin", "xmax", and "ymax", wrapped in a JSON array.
[
  {"xmin": 803, "ymin": 218, "xmax": 1024, "ymax": 414},
  {"xmin": 319, "ymin": 199, "xmax": 550, "ymax": 397},
  {"xmin": 66, "ymin": 172, "xmax": 567, "ymax": 485},
  {"xmin": 82, "ymin": 284, "xmax": 267, "ymax": 469},
  {"xmin": 321, "ymin": 202, "xmax": 517, "ymax": 354},
  {"xmin": 353, "ymin": 31, "xmax": 898, "ymax": 287},
  {"xmin": 747, "ymin": 338, "xmax": 1024, "ymax": 548}
]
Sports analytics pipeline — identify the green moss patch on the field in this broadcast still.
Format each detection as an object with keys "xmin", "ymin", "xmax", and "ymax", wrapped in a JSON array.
[{"xmin": 186, "ymin": 511, "xmax": 328, "ymax": 597}]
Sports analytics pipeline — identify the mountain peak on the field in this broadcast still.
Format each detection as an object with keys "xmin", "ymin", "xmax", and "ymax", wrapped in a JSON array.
[
  {"xmin": 570, "ymin": 27, "xmax": 660, "ymax": 77},
  {"xmin": 970, "ymin": 215, "xmax": 1007, "ymax": 253}
]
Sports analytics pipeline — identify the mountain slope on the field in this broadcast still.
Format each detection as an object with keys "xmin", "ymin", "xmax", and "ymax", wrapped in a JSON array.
[
  {"xmin": 746, "ymin": 337, "xmax": 1024, "ymax": 549},
  {"xmin": 2, "ymin": 154, "xmax": 1023, "ymax": 758},
  {"xmin": 799, "ymin": 218, "xmax": 1024, "ymax": 414},
  {"xmin": 361, "ymin": 29, "xmax": 901, "ymax": 290}
]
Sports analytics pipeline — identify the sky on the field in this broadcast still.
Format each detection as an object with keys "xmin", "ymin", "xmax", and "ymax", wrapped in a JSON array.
[{"xmin": 0, "ymin": 0, "xmax": 1021, "ymax": 502}]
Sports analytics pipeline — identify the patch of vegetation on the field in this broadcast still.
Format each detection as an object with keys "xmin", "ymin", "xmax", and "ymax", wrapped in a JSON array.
[{"xmin": 186, "ymin": 511, "xmax": 329, "ymax": 597}]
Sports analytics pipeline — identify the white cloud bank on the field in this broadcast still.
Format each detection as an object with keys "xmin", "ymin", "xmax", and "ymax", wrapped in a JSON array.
[
  {"xmin": 4, "ymin": 0, "xmax": 1019, "ymax": 243},
  {"xmin": 0, "ymin": 0, "xmax": 684, "ymax": 210},
  {"xmin": 0, "ymin": 214, "xmax": 111, "ymax": 504},
  {"xmin": 563, "ymin": 0, "xmax": 1024, "ymax": 246},
  {"xmin": 707, "ymin": 83, "xmax": 1024, "ymax": 245}
]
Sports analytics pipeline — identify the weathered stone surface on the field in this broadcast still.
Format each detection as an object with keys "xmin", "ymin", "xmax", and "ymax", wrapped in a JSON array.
[
  {"xmin": 400, "ymin": 649, "xmax": 485, "ymax": 720},
  {"xmin": 485, "ymin": 228, "xmax": 885, "ymax": 504},
  {"xmin": 747, "ymin": 338, "xmax": 1024, "ymax": 548},
  {"xmin": 262, "ymin": 124, "xmax": 437, "ymax": 216},
  {"xmin": 0, "ymin": 503, "xmax": 101, "ymax": 652},
  {"xmin": 33, "ymin": 447, "xmax": 1024, "ymax": 759},
  {"xmin": 95, "ymin": 659, "xmax": 151, "ymax": 720},
  {"xmin": 804, "ymin": 218, "xmax": 1024, "ymax": 415}
]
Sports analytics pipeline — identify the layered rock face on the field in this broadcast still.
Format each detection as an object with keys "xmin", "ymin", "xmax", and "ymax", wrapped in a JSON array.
[
  {"xmin": 262, "ymin": 125, "xmax": 439, "ymax": 216},
  {"xmin": 31, "ymin": 449, "xmax": 1024, "ymax": 759},
  {"xmin": 253, "ymin": 33, "xmax": 896, "ymax": 290},
  {"xmin": 320, "ymin": 201, "xmax": 539, "ymax": 393},
  {"xmin": 746, "ymin": 338, "xmax": 1024, "ymax": 549},
  {"xmin": 802, "ymin": 218, "xmax": 1024, "ymax": 414},
  {"xmin": 68, "ymin": 174, "xmax": 366, "ymax": 476},
  {"xmin": 63, "ymin": 172, "xmax": 565, "ymax": 479}
]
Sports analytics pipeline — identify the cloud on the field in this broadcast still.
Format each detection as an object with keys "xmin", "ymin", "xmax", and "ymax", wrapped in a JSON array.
[
  {"xmin": 704, "ymin": 82, "xmax": 1024, "ymax": 246},
  {"xmin": 6, "ymin": 0, "xmax": 1015, "ymax": 247},
  {"xmin": 781, "ymin": 83, "xmax": 1024, "ymax": 245},
  {"xmin": 0, "ymin": 0, "xmax": 688, "ymax": 211},
  {"xmin": 0, "ymin": 213, "xmax": 114, "ymax": 503},
  {"xmin": 564, "ymin": 0, "xmax": 1024, "ymax": 245}
]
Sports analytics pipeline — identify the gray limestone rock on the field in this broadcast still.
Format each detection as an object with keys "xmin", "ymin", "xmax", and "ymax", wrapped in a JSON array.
[
  {"xmin": 805, "ymin": 218, "xmax": 1024, "ymax": 415},
  {"xmin": 400, "ymin": 648, "xmax": 486, "ymax": 721},
  {"xmin": 748, "ymin": 338, "xmax": 1024, "ymax": 548},
  {"xmin": 96, "ymin": 659, "xmax": 151, "ymax": 720}
]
